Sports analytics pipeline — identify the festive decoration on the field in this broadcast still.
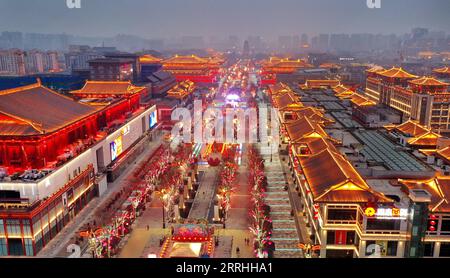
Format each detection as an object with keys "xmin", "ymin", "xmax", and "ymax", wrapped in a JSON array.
[{"xmin": 247, "ymin": 146, "xmax": 272, "ymax": 258}]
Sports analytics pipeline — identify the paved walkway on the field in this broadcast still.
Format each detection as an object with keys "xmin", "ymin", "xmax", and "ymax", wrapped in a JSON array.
[
  {"xmin": 260, "ymin": 145, "xmax": 303, "ymax": 258},
  {"xmin": 224, "ymin": 144, "xmax": 253, "ymax": 258},
  {"xmin": 118, "ymin": 201, "xmax": 167, "ymax": 258},
  {"xmin": 188, "ymin": 166, "xmax": 218, "ymax": 220},
  {"xmin": 38, "ymin": 134, "xmax": 163, "ymax": 258}
]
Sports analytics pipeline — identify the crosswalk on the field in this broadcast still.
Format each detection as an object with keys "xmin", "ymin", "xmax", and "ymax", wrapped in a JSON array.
[{"xmin": 261, "ymin": 150, "xmax": 303, "ymax": 258}]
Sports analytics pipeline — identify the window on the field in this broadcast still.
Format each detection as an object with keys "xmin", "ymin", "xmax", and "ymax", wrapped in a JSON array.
[
  {"xmin": 366, "ymin": 219, "xmax": 401, "ymax": 231},
  {"xmin": 0, "ymin": 219, "xmax": 4, "ymax": 236},
  {"xmin": 24, "ymin": 239, "xmax": 34, "ymax": 256},
  {"xmin": 424, "ymin": 242, "xmax": 434, "ymax": 257},
  {"xmin": 440, "ymin": 219, "xmax": 450, "ymax": 232},
  {"xmin": 22, "ymin": 220, "xmax": 31, "ymax": 238},
  {"xmin": 6, "ymin": 219, "xmax": 21, "ymax": 237},
  {"xmin": 0, "ymin": 238, "xmax": 7, "ymax": 256},
  {"xmin": 7, "ymin": 238, "xmax": 24, "ymax": 256},
  {"xmin": 387, "ymin": 241, "xmax": 398, "ymax": 256},
  {"xmin": 327, "ymin": 209, "xmax": 357, "ymax": 221},
  {"xmin": 440, "ymin": 243, "xmax": 450, "ymax": 257}
]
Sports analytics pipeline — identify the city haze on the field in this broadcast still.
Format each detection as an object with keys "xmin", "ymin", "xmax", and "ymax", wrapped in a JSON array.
[{"xmin": 0, "ymin": 0, "xmax": 449, "ymax": 39}]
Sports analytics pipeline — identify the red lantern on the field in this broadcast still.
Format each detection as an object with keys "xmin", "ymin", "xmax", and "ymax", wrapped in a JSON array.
[
  {"xmin": 430, "ymin": 221, "xmax": 436, "ymax": 226},
  {"xmin": 429, "ymin": 226, "xmax": 436, "ymax": 232}
]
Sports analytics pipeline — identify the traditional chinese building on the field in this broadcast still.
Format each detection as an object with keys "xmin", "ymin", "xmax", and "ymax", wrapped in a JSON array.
[
  {"xmin": 433, "ymin": 67, "xmax": 450, "ymax": 80},
  {"xmin": 275, "ymin": 82, "xmax": 438, "ymax": 258},
  {"xmin": 261, "ymin": 57, "xmax": 313, "ymax": 75},
  {"xmin": 88, "ymin": 58, "xmax": 135, "ymax": 82},
  {"xmin": 300, "ymin": 80, "xmax": 341, "ymax": 90},
  {"xmin": 71, "ymin": 80, "xmax": 147, "ymax": 106},
  {"xmin": 399, "ymin": 176, "xmax": 450, "ymax": 257},
  {"xmin": 384, "ymin": 120, "xmax": 442, "ymax": 149},
  {"xmin": 162, "ymin": 55, "xmax": 223, "ymax": 84},
  {"xmin": 167, "ymin": 80, "xmax": 195, "ymax": 102},
  {"xmin": 364, "ymin": 67, "xmax": 450, "ymax": 135},
  {"xmin": 139, "ymin": 54, "xmax": 163, "ymax": 79},
  {"xmin": 0, "ymin": 80, "xmax": 158, "ymax": 256}
]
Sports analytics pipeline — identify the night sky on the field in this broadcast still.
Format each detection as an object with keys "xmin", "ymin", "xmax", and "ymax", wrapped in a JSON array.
[{"xmin": 0, "ymin": 0, "xmax": 449, "ymax": 38}]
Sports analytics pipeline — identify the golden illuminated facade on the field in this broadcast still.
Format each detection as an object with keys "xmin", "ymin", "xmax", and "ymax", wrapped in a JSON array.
[
  {"xmin": 162, "ymin": 54, "xmax": 223, "ymax": 83},
  {"xmin": 167, "ymin": 80, "xmax": 195, "ymax": 100},
  {"xmin": 271, "ymin": 83, "xmax": 414, "ymax": 258},
  {"xmin": 261, "ymin": 57, "xmax": 313, "ymax": 75},
  {"xmin": 364, "ymin": 67, "xmax": 450, "ymax": 134}
]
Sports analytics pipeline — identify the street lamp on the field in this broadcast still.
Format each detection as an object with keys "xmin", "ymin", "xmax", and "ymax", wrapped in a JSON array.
[{"xmin": 156, "ymin": 190, "xmax": 169, "ymax": 229}]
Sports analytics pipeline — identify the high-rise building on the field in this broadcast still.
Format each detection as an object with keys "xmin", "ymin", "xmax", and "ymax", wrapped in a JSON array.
[
  {"xmin": 24, "ymin": 50, "xmax": 45, "ymax": 74},
  {"xmin": 43, "ymin": 51, "xmax": 60, "ymax": 72},
  {"xmin": 318, "ymin": 34, "xmax": 330, "ymax": 52},
  {"xmin": 0, "ymin": 49, "xmax": 26, "ymax": 75},
  {"xmin": 65, "ymin": 45, "xmax": 103, "ymax": 71},
  {"xmin": 243, "ymin": 40, "xmax": 250, "ymax": 58}
]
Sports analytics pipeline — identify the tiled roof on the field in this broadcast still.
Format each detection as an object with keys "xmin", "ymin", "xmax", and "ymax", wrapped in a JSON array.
[
  {"xmin": 0, "ymin": 82, "xmax": 99, "ymax": 136},
  {"xmin": 409, "ymin": 76, "xmax": 449, "ymax": 86},
  {"xmin": 407, "ymin": 131, "xmax": 441, "ymax": 147},
  {"xmin": 392, "ymin": 120, "xmax": 429, "ymax": 137},
  {"xmin": 399, "ymin": 176, "xmax": 450, "ymax": 212},
  {"xmin": 377, "ymin": 67, "xmax": 418, "ymax": 79},
  {"xmin": 285, "ymin": 117, "xmax": 328, "ymax": 142},
  {"xmin": 300, "ymin": 148, "xmax": 392, "ymax": 203},
  {"xmin": 71, "ymin": 81, "xmax": 146, "ymax": 96}
]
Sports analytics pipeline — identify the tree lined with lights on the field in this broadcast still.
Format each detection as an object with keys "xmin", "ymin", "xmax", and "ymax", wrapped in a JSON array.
[{"xmin": 247, "ymin": 146, "xmax": 272, "ymax": 258}]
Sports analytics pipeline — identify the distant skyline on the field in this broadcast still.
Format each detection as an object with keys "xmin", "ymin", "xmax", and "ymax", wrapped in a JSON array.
[{"xmin": 0, "ymin": 0, "xmax": 449, "ymax": 40}]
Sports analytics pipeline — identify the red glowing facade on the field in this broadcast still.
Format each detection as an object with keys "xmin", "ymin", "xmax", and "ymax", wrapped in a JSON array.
[{"xmin": 162, "ymin": 55, "xmax": 223, "ymax": 84}]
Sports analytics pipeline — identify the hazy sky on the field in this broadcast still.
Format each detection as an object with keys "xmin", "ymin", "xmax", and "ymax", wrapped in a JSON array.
[{"xmin": 0, "ymin": 0, "xmax": 449, "ymax": 39}]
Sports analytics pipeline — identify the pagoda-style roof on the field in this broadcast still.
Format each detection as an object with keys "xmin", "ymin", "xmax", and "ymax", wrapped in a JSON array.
[
  {"xmin": 433, "ymin": 66, "xmax": 450, "ymax": 75},
  {"xmin": 299, "ymin": 148, "xmax": 392, "ymax": 203},
  {"xmin": 0, "ymin": 81, "xmax": 100, "ymax": 136},
  {"xmin": 388, "ymin": 120, "xmax": 429, "ymax": 137},
  {"xmin": 377, "ymin": 67, "xmax": 418, "ymax": 79},
  {"xmin": 399, "ymin": 176, "xmax": 450, "ymax": 213},
  {"xmin": 270, "ymin": 59, "xmax": 312, "ymax": 68},
  {"xmin": 295, "ymin": 136, "xmax": 337, "ymax": 155},
  {"xmin": 163, "ymin": 54, "xmax": 210, "ymax": 64},
  {"xmin": 167, "ymin": 80, "xmax": 195, "ymax": 100},
  {"xmin": 71, "ymin": 81, "xmax": 146, "ymax": 96},
  {"xmin": 319, "ymin": 63, "xmax": 341, "ymax": 69},
  {"xmin": 285, "ymin": 117, "xmax": 328, "ymax": 142},
  {"xmin": 139, "ymin": 54, "xmax": 163, "ymax": 64},
  {"xmin": 407, "ymin": 131, "xmax": 441, "ymax": 147},
  {"xmin": 332, "ymin": 85, "xmax": 350, "ymax": 95},
  {"xmin": 366, "ymin": 66, "xmax": 384, "ymax": 73},
  {"xmin": 268, "ymin": 83, "xmax": 293, "ymax": 96},
  {"xmin": 302, "ymin": 80, "xmax": 341, "ymax": 90},
  {"xmin": 335, "ymin": 90, "xmax": 356, "ymax": 99},
  {"xmin": 436, "ymin": 146, "xmax": 450, "ymax": 163},
  {"xmin": 349, "ymin": 94, "xmax": 376, "ymax": 107},
  {"xmin": 409, "ymin": 76, "xmax": 449, "ymax": 87},
  {"xmin": 295, "ymin": 107, "xmax": 334, "ymax": 125},
  {"xmin": 272, "ymin": 92, "xmax": 301, "ymax": 110}
]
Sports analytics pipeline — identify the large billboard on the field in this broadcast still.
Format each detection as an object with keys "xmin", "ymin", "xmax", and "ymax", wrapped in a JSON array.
[
  {"xmin": 110, "ymin": 135, "xmax": 123, "ymax": 161},
  {"xmin": 149, "ymin": 110, "xmax": 158, "ymax": 129}
]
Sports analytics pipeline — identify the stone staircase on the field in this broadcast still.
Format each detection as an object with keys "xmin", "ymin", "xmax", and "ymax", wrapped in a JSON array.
[{"xmin": 262, "ymin": 152, "xmax": 303, "ymax": 258}]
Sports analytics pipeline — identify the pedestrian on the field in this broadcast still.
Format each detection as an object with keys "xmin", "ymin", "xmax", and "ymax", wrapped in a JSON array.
[
  {"xmin": 146, "ymin": 225, "xmax": 149, "ymax": 231},
  {"xmin": 236, "ymin": 246, "xmax": 240, "ymax": 254}
]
